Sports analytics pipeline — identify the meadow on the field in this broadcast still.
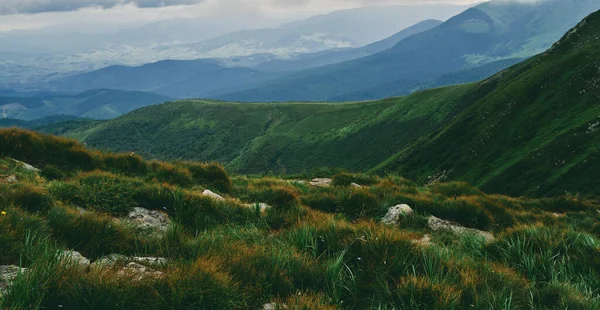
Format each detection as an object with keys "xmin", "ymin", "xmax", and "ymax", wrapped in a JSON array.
[{"xmin": 1, "ymin": 128, "xmax": 599, "ymax": 309}]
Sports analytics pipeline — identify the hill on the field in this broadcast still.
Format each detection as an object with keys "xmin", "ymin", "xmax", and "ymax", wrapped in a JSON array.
[
  {"xmin": 218, "ymin": 0, "xmax": 600, "ymax": 102},
  {"xmin": 0, "ymin": 115, "xmax": 83, "ymax": 128},
  {"xmin": 1, "ymin": 128, "xmax": 599, "ymax": 309},
  {"xmin": 43, "ymin": 10, "xmax": 600, "ymax": 198},
  {"xmin": 0, "ymin": 89, "xmax": 171, "ymax": 120}
]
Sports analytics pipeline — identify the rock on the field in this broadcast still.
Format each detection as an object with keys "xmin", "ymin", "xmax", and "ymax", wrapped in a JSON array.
[
  {"xmin": 91, "ymin": 254, "xmax": 127, "ymax": 269},
  {"xmin": 202, "ymin": 189, "xmax": 225, "ymax": 201},
  {"xmin": 350, "ymin": 183, "xmax": 362, "ymax": 188},
  {"xmin": 11, "ymin": 159, "xmax": 40, "ymax": 173},
  {"xmin": 60, "ymin": 250, "xmax": 91, "ymax": 269},
  {"xmin": 247, "ymin": 203, "xmax": 272, "ymax": 213},
  {"xmin": 117, "ymin": 262, "xmax": 164, "ymax": 281},
  {"xmin": 262, "ymin": 303, "xmax": 286, "ymax": 310},
  {"xmin": 0, "ymin": 265, "xmax": 26, "ymax": 294},
  {"xmin": 5, "ymin": 175, "xmax": 17, "ymax": 183},
  {"xmin": 382, "ymin": 204, "xmax": 414, "ymax": 225},
  {"xmin": 412, "ymin": 234, "xmax": 432, "ymax": 247},
  {"xmin": 131, "ymin": 257, "xmax": 168, "ymax": 266},
  {"xmin": 427, "ymin": 216, "xmax": 495, "ymax": 243},
  {"xmin": 127, "ymin": 207, "xmax": 170, "ymax": 233},
  {"xmin": 309, "ymin": 178, "xmax": 332, "ymax": 187}
]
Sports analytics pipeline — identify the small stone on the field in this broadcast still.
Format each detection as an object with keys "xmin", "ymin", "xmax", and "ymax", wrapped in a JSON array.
[
  {"xmin": 427, "ymin": 216, "xmax": 495, "ymax": 243},
  {"xmin": 60, "ymin": 250, "xmax": 91, "ymax": 269},
  {"xmin": 382, "ymin": 204, "xmax": 414, "ymax": 226},
  {"xmin": 309, "ymin": 178, "xmax": 332, "ymax": 187},
  {"xmin": 202, "ymin": 189, "xmax": 225, "ymax": 201},
  {"xmin": 117, "ymin": 262, "xmax": 164, "ymax": 281},
  {"xmin": 350, "ymin": 183, "xmax": 362, "ymax": 188},
  {"xmin": 5, "ymin": 175, "xmax": 17, "ymax": 183},
  {"xmin": 262, "ymin": 303, "xmax": 287, "ymax": 310}
]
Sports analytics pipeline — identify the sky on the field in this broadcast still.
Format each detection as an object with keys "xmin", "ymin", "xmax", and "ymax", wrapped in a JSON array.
[{"xmin": 0, "ymin": 0, "xmax": 483, "ymax": 31}]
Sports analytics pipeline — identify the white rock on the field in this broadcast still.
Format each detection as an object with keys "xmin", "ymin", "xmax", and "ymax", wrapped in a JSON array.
[
  {"xmin": 0, "ymin": 265, "xmax": 26, "ymax": 295},
  {"xmin": 427, "ymin": 216, "xmax": 495, "ymax": 243},
  {"xmin": 60, "ymin": 250, "xmax": 91, "ymax": 269},
  {"xmin": 247, "ymin": 203, "xmax": 272, "ymax": 213},
  {"xmin": 262, "ymin": 303, "xmax": 286, "ymax": 310},
  {"xmin": 382, "ymin": 204, "xmax": 414, "ymax": 225},
  {"xmin": 127, "ymin": 207, "xmax": 171, "ymax": 233},
  {"xmin": 350, "ymin": 183, "xmax": 362, "ymax": 188},
  {"xmin": 202, "ymin": 189, "xmax": 225, "ymax": 201},
  {"xmin": 5, "ymin": 175, "xmax": 17, "ymax": 183},
  {"xmin": 117, "ymin": 262, "xmax": 164, "ymax": 281},
  {"xmin": 309, "ymin": 178, "xmax": 332, "ymax": 187},
  {"xmin": 11, "ymin": 159, "xmax": 40, "ymax": 173},
  {"xmin": 131, "ymin": 257, "xmax": 168, "ymax": 266}
]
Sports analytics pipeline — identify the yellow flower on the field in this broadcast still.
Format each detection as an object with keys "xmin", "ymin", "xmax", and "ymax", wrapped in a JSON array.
[{"xmin": 1, "ymin": 211, "xmax": 6, "ymax": 215}]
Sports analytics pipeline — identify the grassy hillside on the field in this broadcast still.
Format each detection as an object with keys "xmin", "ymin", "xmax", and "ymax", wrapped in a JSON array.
[
  {"xmin": 0, "ymin": 89, "xmax": 171, "ymax": 120},
  {"xmin": 41, "ymin": 10, "xmax": 600, "ymax": 198},
  {"xmin": 1, "ymin": 128, "xmax": 599, "ymax": 309},
  {"xmin": 218, "ymin": 0, "xmax": 600, "ymax": 102}
]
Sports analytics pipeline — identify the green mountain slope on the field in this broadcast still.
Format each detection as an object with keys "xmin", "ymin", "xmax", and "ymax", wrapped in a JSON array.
[
  {"xmin": 42, "ymin": 10, "xmax": 600, "ymax": 197},
  {"xmin": 218, "ymin": 0, "xmax": 600, "ymax": 102},
  {"xmin": 0, "ymin": 89, "xmax": 171, "ymax": 120}
]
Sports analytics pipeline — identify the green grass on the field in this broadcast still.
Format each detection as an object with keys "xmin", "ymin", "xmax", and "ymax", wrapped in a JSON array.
[{"xmin": 2, "ymin": 129, "xmax": 600, "ymax": 309}]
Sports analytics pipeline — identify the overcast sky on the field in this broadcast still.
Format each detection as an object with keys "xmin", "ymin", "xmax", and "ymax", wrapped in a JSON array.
[{"xmin": 0, "ymin": 0, "xmax": 482, "ymax": 31}]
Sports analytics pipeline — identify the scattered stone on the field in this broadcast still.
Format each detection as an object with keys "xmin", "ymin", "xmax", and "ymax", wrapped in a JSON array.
[
  {"xmin": 60, "ymin": 250, "xmax": 91, "ymax": 269},
  {"xmin": 0, "ymin": 265, "xmax": 26, "ymax": 295},
  {"xmin": 131, "ymin": 257, "xmax": 168, "ymax": 266},
  {"xmin": 202, "ymin": 189, "xmax": 225, "ymax": 201},
  {"xmin": 262, "ymin": 303, "xmax": 287, "ymax": 310},
  {"xmin": 116, "ymin": 262, "xmax": 164, "ymax": 281},
  {"xmin": 309, "ymin": 178, "xmax": 332, "ymax": 187},
  {"xmin": 382, "ymin": 204, "xmax": 414, "ymax": 225},
  {"xmin": 91, "ymin": 254, "xmax": 127, "ymax": 269},
  {"xmin": 11, "ymin": 159, "xmax": 40, "ymax": 173},
  {"xmin": 427, "ymin": 216, "xmax": 495, "ymax": 243},
  {"xmin": 127, "ymin": 207, "xmax": 171, "ymax": 233},
  {"xmin": 350, "ymin": 183, "xmax": 362, "ymax": 188},
  {"xmin": 412, "ymin": 234, "xmax": 432, "ymax": 247},
  {"xmin": 5, "ymin": 175, "xmax": 17, "ymax": 183}
]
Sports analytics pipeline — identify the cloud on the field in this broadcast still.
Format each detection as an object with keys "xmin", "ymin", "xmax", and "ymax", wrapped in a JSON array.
[{"xmin": 0, "ymin": 0, "xmax": 206, "ymax": 15}]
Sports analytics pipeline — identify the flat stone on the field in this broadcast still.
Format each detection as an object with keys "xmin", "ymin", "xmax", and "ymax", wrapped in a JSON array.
[
  {"xmin": 117, "ymin": 262, "xmax": 164, "ymax": 281},
  {"xmin": 91, "ymin": 254, "xmax": 127, "ymax": 269},
  {"xmin": 202, "ymin": 189, "xmax": 225, "ymax": 201},
  {"xmin": 127, "ymin": 207, "xmax": 170, "ymax": 233},
  {"xmin": 131, "ymin": 257, "xmax": 168, "ymax": 266},
  {"xmin": 428, "ymin": 216, "xmax": 495, "ymax": 243},
  {"xmin": 0, "ymin": 265, "xmax": 26, "ymax": 295},
  {"xmin": 382, "ymin": 204, "xmax": 414, "ymax": 226},
  {"xmin": 11, "ymin": 159, "xmax": 40, "ymax": 173},
  {"xmin": 60, "ymin": 250, "xmax": 91, "ymax": 269},
  {"xmin": 309, "ymin": 178, "xmax": 332, "ymax": 187},
  {"xmin": 350, "ymin": 183, "xmax": 362, "ymax": 188}
]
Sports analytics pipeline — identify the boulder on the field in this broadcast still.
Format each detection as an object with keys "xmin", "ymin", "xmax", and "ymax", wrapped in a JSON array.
[
  {"xmin": 11, "ymin": 159, "xmax": 40, "ymax": 173},
  {"xmin": 60, "ymin": 250, "xmax": 91, "ymax": 269},
  {"xmin": 427, "ymin": 216, "xmax": 495, "ymax": 243},
  {"xmin": 91, "ymin": 254, "xmax": 127, "ymax": 269},
  {"xmin": 0, "ymin": 265, "xmax": 26, "ymax": 295},
  {"xmin": 202, "ymin": 189, "xmax": 225, "ymax": 201},
  {"xmin": 127, "ymin": 207, "xmax": 170, "ymax": 233},
  {"xmin": 117, "ymin": 262, "xmax": 165, "ymax": 281},
  {"xmin": 382, "ymin": 204, "xmax": 414, "ymax": 225},
  {"xmin": 309, "ymin": 178, "xmax": 332, "ymax": 187}
]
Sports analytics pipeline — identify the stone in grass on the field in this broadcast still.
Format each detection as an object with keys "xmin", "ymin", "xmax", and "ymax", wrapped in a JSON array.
[
  {"xmin": 0, "ymin": 265, "xmax": 26, "ymax": 296},
  {"xmin": 309, "ymin": 178, "xmax": 332, "ymax": 187},
  {"xmin": 5, "ymin": 175, "xmax": 17, "ymax": 183},
  {"xmin": 381, "ymin": 204, "xmax": 414, "ymax": 226},
  {"xmin": 127, "ymin": 207, "xmax": 171, "ymax": 233},
  {"xmin": 116, "ymin": 262, "xmax": 165, "ymax": 281},
  {"xmin": 60, "ymin": 250, "xmax": 91, "ymax": 269},
  {"xmin": 350, "ymin": 183, "xmax": 362, "ymax": 188},
  {"xmin": 202, "ymin": 189, "xmax": 225, "ymax": 201},
  {"xmin": 262, "ymin": 303, "xmax": 287, "ymax": 310},
  {"xmin": 427, "ymin": 216, "xmax": 495, "ymax": 243},
  {"xmin": 247, "ymin": 203, "xmax": 273, "ymax": 213},
  {"xmin": 92, "ymin": 255, "xmax": 168, "ymax": 269},
  {"xmin": 11, "ymin": 159, "xmax": 40, "ymax": 173}
]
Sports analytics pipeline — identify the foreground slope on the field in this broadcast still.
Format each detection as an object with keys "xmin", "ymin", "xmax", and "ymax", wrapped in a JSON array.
[{"xmin": 1, "ymin": 129, "xmax": 599, "ymax": 309}]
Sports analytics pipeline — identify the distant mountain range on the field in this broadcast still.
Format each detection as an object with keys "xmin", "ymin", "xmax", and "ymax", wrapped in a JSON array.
[
  {"xmin": 0, "ymin": 89, "xmax": 170, "ymax": 120},
  {"xmin": 217, "ymin": 0, "xmax": 600, "ymax": 102},
  {"xmin": 42, "ymin": 8, "xmax": 600, "ymax": 197}
]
